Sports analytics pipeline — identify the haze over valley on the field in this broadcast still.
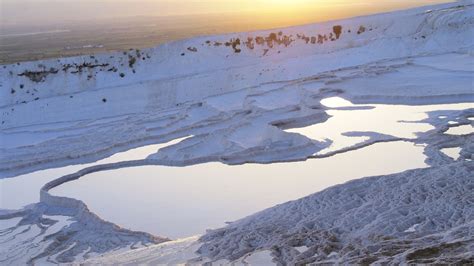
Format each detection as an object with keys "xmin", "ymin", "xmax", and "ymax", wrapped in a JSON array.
[{"xmin": 0, "ymin": 0, "xmax": 453, "ymax": 63}]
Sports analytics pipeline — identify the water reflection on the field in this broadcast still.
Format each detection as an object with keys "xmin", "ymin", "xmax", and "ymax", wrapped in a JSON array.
[
  {"xmin": 445, "ymin": 124, "xmax": 474, "ymax": 136},
  {"xmin": 0, "ymin": 139, "xmax": 188, "ymax": 209},
  {"xmin": 4, "ymin": 98, "xmax": 471, "ymax": 239},
  {"xmin": 288, "ymin": 98, "xmax": 472, "ymax": 154},
  {"xmin": 440, "ymin": 147, "xmax": 461, "ymax": 160},
  {"xmin": 53, "ymin": 141, "xmax": 427, "ymax": 239}
]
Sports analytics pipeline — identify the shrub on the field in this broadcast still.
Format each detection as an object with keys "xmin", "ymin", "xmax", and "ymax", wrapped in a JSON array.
[
  {"xmin": 333, "ymin": 25, "xmax": 343, "ymax": 39},
  {"xmin": 128, "ymin": 56, "xmax": 136, "ymax": 68}
]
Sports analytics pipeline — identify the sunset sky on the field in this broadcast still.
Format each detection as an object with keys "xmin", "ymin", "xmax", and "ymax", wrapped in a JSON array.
[{"xmin": 1, "ymin": 0, "xmax": 453, "ymax": 25}]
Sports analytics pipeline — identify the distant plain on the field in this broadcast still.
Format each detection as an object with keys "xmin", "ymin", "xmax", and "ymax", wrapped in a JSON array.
[
  {"xmin": 0, "ymin": 0, "xmax": 452, "ymax": 64},
  {"xmin": 1, "ymin": 13, "xmax": 322, "ymax": 64}
]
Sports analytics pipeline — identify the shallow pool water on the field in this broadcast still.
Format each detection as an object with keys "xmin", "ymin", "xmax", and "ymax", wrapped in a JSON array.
[
  {"xmin": 0, "ymin": 139, "xmax": 187, "ymax": 209},
  {"xmin": 287, "ymin": 98, "xmax": 472, "ymax": 154},
  {"xmin": 445, "ymin": 124, "xmax": 474, "ymax": 136},
  {"xmin": 440, "ymin": 147, "xmax": 462, "ymax": 160},
  {"xmin": 3, "ymin": 99, "xmax": 471, "ymax": 240},
  {"xmin": 53, "ymin": 141, "xmax": 427, "ymax": 239}
]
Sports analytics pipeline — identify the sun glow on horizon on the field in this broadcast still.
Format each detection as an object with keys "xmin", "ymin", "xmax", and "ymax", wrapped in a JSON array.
[{"xmin": 1, "ymin": 0, "xmax": 454, "ymax": 27}]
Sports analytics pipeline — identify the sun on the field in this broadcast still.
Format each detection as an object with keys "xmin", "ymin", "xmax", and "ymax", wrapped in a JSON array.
[
  {"xmin": 253, "ymin": 0, "xmax": 324, "ymax": 12},
  {"xmin": 260, "ymin": 0, "xmax": 314, "ymax": 5}
]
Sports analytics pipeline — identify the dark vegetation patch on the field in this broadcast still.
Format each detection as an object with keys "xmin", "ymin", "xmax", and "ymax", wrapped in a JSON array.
[
  {"xmin": 212, "ymin": 24, "xmax": 355, "ymax": 55},
  {"xmin": 317, "ymin": 34, "xmax": 325, "ymax": 44},
  {"xmin": 230, "ymin": 39, "xmax": 241, "ymax": 53},
  {"xmin": 119, "ymin": 73, "xmax": 125, "ymax": 78},
  {"xmin": 357, "ymin": 25, "xmax": 366, "ymax": 34},
  {"xmin": 62, "ymin": 62, "xmax": 109, "ymax": 73},
  {"xmin": 18, "ymin": 68, "xmax": 58, "ymax": 82},
  {"xmin": 406, "ymin": 242, "xmax": 463, "ymax": 262},
  {"xmin": 297, "ymin": 34, "xmax": 311, "ymax": 44},
  {"xmin": 102, "ymin": 98, "xmax": 107, "ymax": 103},
  {"xmin": 187, "ymin": 47, "xmax": 198, "ymax": 52},
  {"xmin": 245, "ymin": 37, "xmax": 255, "ymax": 49},
  {"xmin": 333, "ymin": 25, "xmax": 343, "ymax": 39},
  {"xmin": 128, "ymin": 56, "xmax": 137, "ymax": 68}
]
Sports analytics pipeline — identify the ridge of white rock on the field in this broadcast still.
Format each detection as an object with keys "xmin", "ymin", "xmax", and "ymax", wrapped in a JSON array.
[
  {"xmin": 0, "ymin": 200, "xmax": 169, "ymax": 265},
  {"xmin": 1, "ymin": 1, "xmax": 473, "ymax": 178},
  {"xmin": 197, "ymin": 163, "xmax": 473, "ymax": 264}
]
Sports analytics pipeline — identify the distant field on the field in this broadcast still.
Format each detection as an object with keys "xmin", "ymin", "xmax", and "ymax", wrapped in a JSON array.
[
  {"xmin": 0, "ymin": 0, "xmax": 452, "ymax": 65},
  {"xmin": 0, "ymin": 13, "xmax": 322, "ymax": 64}
]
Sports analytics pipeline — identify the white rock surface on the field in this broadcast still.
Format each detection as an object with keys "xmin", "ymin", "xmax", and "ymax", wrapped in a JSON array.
[
  {"xmin": 0, "ymin": 1, "xmax": 473, "ymax": 265},
  {"xmin": 1, "ymin": 1, "xmax": 473, "ymax": 178}
]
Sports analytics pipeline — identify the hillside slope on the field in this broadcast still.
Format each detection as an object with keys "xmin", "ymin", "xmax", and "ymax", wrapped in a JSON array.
[
  {"xmin": 0, "ymin": 1, "xmax": 473, "ymax": 265},
  {"xmin": 1, "ymin": 1, "xmax": 473, "ymax": 178}
]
